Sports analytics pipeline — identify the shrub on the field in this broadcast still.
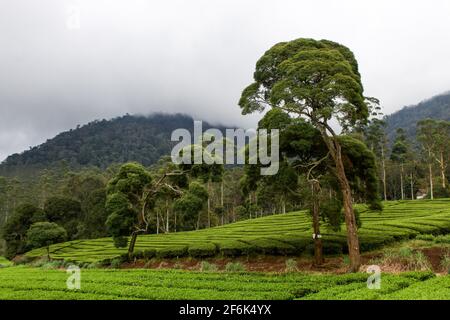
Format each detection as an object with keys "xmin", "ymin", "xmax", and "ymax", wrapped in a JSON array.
[
  {"xmin": 246, "ymin": 238, "xmax": 297, "ymax": 255},
  {"xmin": 434, "ymin": 234, "xmax": 450, "ymax": 244},
  {"xmin": 306, "ymin": 242, "xmax": 343, "ymax": 256},
  {"xmin": 156, "ymin": 246, "xmax": 188, "ymax": 258},
  {"xmin": 379, "ymin": 247, "xmax": 431, "ymax": 271},
  {"xmin": 415, "ymin": 234, "xmax": 435, "ymax": 242},
  {"xmin": 199, "ymin": 261, "xmax": 218, "ymax": 272},
  {"xmin": 225, "ymin": 262, "xmax": 245, "ymax": 273},
  {"xmin": 440, "ymin": 254, "xmax": 450, "ymax": 272},
  {"xmin": 30, "ymin": 256, "xmax": 50, "ymax": 267},
  {"xmin": 142, "ymin": 249, "xmax": 157, "ymax": 259},
  {"xmin": 188, "ymin": 243, "xmax": 217, "ymax": 258},
  {"xmin": 285, "ymin": 259, "xmax": 298, "ymax": 272},
  {"xmin": 110, "ymin": 258, "xmax": 122, "ymax": 269},
  {"xmin": 219, "ymin": 241, "xmax": 255, "ymax": 257},
  {"xmin": 86, "ymin": 262, "xmax": 102, "ymax": 269},
  {"xmin": 42, "ymin": 260, "xmax": 64, "ymax": 269}
]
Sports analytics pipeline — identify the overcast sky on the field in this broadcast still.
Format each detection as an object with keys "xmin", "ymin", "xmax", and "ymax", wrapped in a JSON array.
[{"xmin": 1, "ymin": 0, "xmax": 450, "ymax": 161}]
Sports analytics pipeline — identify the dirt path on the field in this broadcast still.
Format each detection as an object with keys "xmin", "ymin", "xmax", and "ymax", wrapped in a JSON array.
[{"xmin": 122, "ymin": 246, "xmax": 448, "ymax": 274}]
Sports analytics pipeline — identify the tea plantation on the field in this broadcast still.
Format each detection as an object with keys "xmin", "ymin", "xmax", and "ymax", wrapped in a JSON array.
[
  {"xmin": 25, "ymin": 199, "xmax": 450, "ymax": 263},
  {"xmin": 0, "ymin": 267, "xmax": 448, "ymax": 300}
]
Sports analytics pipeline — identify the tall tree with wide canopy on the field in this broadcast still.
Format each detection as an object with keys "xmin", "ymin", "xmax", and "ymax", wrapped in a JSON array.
[
  {"xmin": 239, "ymin": 38, "xmax": 376, "ymax": 271},
  {"xmin": 242, "ymin": 109, "xmax": 381, "ymax": 265}
]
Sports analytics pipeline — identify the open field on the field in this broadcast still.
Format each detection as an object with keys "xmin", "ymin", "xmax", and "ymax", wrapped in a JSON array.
[
  {"xmin": 25, "ymin": 200, "xmax": 450, "ymax": 263},
  {"xmin": 0, "ymin": 267, "xmax": 448, "ymax": 300}
]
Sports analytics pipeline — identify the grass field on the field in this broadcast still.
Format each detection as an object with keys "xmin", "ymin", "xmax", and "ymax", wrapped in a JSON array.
[
  {"xmin": 0, "ymin": 256, "xmax": 12, "ymax": 267},
  {"xmin": 0, "ymin": 267, "xmax": 448, "ymax": 300},
  {"xmin": 25, "ymin": 199, "xmax": 450, "ymax": 263}
]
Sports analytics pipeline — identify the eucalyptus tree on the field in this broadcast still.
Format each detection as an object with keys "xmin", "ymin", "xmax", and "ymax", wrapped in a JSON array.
[
  {"xmin": 238, "ymin": 38, "xmax": 377, "ymax": 271},
  {"xmin": 390, "ymin": 128, "xmax": 410, "ymax": 200},
  {"xmin": 417, "ymin": 120, "xmax": 437, "ymax": 199},
  {"xmin": 364, "ymin": 118, "xmax": 389, "ymax": 201}
]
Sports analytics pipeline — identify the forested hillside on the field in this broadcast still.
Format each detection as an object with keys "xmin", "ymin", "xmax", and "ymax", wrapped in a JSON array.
[
  {"xmin": 0, "ymin": 113, "xmax": 225, "ymax": 175},
  {"xmin": 385, "ymin": 92, "xmax": 450, "ymax": 143}
]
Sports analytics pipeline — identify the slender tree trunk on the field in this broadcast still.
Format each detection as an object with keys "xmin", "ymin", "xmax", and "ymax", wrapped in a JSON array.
[
  {"xmin": 207, "ymin": 181, "xmax": 211, "ymax": 228},
  {"xmin": 47, "ymin": 246, "xmax": 50, "ymax": 260},
  {"xmin": 440, "ymin": 152, "xmax": 446, "ymax": 188},
  {"xmin": 429, "ymin": 163, "xmax": 434, "ymax": 200},
  {"xmin": 128, "ymin": 232, "xmax": 138, "ymax": 258},
  {"xmin": 322, "ymin": 132, "xmax": 361, "ymax": 272},
  {"xmin": 400, "ymin": 164, "xmax": 404, "ymax": 200},
  {"xmin": 220, "ymin": 180, "xmax": 224, "ymax": 225},
  {"xmin": 174, "ymin": 211, "xmax": 177, "ymax": 232},
  {"xmin": 381, "ymin": 146, "xmax": 387, "ymax": 201},
  {"xmin": 156, "ymin": 213, "xmax": 159, "ymax": 234},
  {"xmin": 311, "ymin": 181, "xmax": 323, "ymax": 265},
  {"xmin": 410, "ymin": 173, "xmax": 414, "ymax": 200},
  {"xmin": 166, "ymin": 199, "xmax": 169, "ymax": 233}
]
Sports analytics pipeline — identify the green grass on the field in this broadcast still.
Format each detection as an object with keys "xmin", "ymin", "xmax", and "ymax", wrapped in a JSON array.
[
  {"xmin": 25, "ymin": 199, "xmax": 450, "ymax": 263},
  {"xmin": 0, "ymin": 256, "xmax": 12, "ymax": 267},
  {"xmin": 0, "ymin": 267, "xmax": 447, "ymax": 300}
]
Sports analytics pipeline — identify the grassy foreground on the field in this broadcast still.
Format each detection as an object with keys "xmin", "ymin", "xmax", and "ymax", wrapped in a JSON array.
[
  {"xmin": 0, "ymin": 267, "xmax": 448, "ymax": 300},
  {"xmin": 26, "ymin": 200, "xmax": 450, "ymax": 263}
]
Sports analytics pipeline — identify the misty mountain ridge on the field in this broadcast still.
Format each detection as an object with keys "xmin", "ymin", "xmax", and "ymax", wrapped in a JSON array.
[
  {"xmin": 384, "ymin": 91, "xmax": 450, "ymax": 143},
  {"xmin": 1, "ymin": 91, "xmax": 450, "ymax": 175},
  {"xmin": 0, "ymin": 113, "xmax": 228, "ymax": 175}
]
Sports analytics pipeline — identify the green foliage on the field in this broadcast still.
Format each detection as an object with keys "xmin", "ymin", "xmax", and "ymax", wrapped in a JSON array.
[
  {"xmin": 285, "ymin": 258, "xmax": 298, "ymax": 272},
  {"xmin": 224, "ymin": 262, "xmax": 245, "ymax": 273},
  {"xmin": 199, "ymin": 261, "xmax": 218, "ymax": 272},
  {"xmin": 26, "ymin": 222, "xmax": 67, "ymax": 258},
  {"xmin": 187, "ymin": 243, "xmax": 217, "ymax": 258},
  {"xmin": 1, "ymin": 204, "xmax": 45, "ymax": 259},
  {"xmin": 156, "ymin": 246, "xmax": 188, "ymax": 259},
  {"xmin": 44, "ymin": 197, "xmax": 82, "ymax": 239}
]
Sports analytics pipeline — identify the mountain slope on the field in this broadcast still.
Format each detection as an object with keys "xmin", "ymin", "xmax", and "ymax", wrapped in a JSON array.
[
  {"xmin": 385, "ymin": 92, "xmax": 450, "ymax": 142},
  {"xmin": 0, "ymin": 113, "xmax": 226, "ymax": 174}
]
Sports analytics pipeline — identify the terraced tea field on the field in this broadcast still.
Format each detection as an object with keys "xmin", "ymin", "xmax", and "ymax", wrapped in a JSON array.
[
  {"xmin": 26, "ymin": 199, "xmax": 450, "ymax": 263},
  {"xmin": 0, "ymin": 267, "xmax": 448, "ymax": 300}
]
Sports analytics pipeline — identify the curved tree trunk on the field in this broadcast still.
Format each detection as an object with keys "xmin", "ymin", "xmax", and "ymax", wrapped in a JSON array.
[
  {"xmin": 320, "ymin": 130, "xmax": 361, "ymax": 272},
  {"xmin": 311, "ymin": 180, "xmax": 323, "ymax": 265}
]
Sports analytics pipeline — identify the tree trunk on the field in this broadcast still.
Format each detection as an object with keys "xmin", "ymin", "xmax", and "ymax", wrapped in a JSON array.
[
  {"xmin": 400, "ymin": 164, "xmax": 404, "ymax": 200},
  {"xmin": 321, "ymin": 132, "xmax": 361, "ymax": 272},
  {"xmin": 428, "ymin": 149, "xmax": 434, "ymax": 200},
  {"xmin": 156, "ymin": 212, "xmax": 159, "ymax": 234},
  {"xmin": 311, "ymin": 181, "xmax": 323, "ymax": 265},
  {"xmin": 381, "ymin": 147, "xmax": 387, "ymax": 201},
  {"xmin": 429, "ymin": 162, "xmax": 434, "ymax": 200},
  {"xmin": 207, "ymin": 181, "xmax": 211, "ymax": 228},
  {"xmin": 128, "ymin": 233, "xmax": 138, "ymax": 259},
  {"xmin": 410, "ymin": 173, "xmax": 414, "ymax": 200},
  {"xmin": 174, "ymin": 211, "xmax": 177, "ymax": 232},
  {"xmin": 166, "ymin": 199, "xmax": 169, "ymax": 233},
  {"xmin": 47, "ymin": 246, "xmax": 50, "ymax": 260},
  {"xmin": 221, "ymin": 180, "xmax": 224, "ymax": 225},
  {"xmin": 440, "ymin": 151, "xmax": 446, "ymax": 188}
]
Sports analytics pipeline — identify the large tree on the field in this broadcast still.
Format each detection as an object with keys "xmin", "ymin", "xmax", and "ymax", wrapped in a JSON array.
[
  {"xmin": 239, "ymin": 38, "xmax": 375, "ymax": 271},
  {"xmin": 242, "ymin": 109, "xmax": 381, "ymax": 265},
  {"xmin": 26, "ymin": 222, "xmax": 67, "ymax": 259}
]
